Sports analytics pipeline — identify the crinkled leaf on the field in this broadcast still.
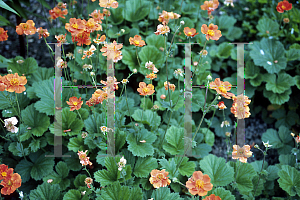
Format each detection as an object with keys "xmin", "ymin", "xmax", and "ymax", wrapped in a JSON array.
[
  {"xmin": 30, "ymin": 67, "xmax": 54, "ymax": 83},
  {"xmin": 124, "ymin": 0, "xmax": 150, "ymax": 22},
  {"xmin": 8, "ymin": 56, "xmax": 38, "ymax": 75},
  {"xmin": 278, "ymin": 165, "xmax": 300, "ymax": 196},
  {"xmin": 21, "ymin": 104, "xmax": 50, "ymax": 137},
  {"xmin": 158, "ymin": 158, "xmax": 179, "ymax": 179},
  {"xmin": 174, "ymin": 157, "xmax": 195, "ymax": 177},
  {"xmin": 145, "ymin": 33, "xmax": 164, "ymax": 50},
  {"xmin": 29, "ymin": 182, "xmax": 61, "ymax": 200},
  {"xmin": 267, "ymin": 165, "xmax": 279, "ymax": 181},
  {"xmin": 134, "ymin": 157, "xmax": 158, "ymax": 178},
  {"xmin": 74, "ymin": 174, "xmax": 87, "ymax": 188},
  {"xmin": 33, "ymin": 78, "xmax": 55, "ymax": 115},
  {"xmin": 263, "ymin": 88, "xmax": 291, "ymax": 105},
  {"xmin": 217, "ymin": 43, "xmax": 234, "ymax": 59},
  {"xmin": 200, "ymin": 154, "xmax": 234, "ymax": 187},
  {"xmin": 126, "ymin": 128, "xmax": 156, "ymax": 157},
  {"xmin": 138, "ymin": 45, "xmax": 164, "ymax": 69},
  {"xmin": 163, "ymin": 126, "xmax": 184, "ymax": 155},
  {"xmin": 265, "ymin": 72, "xmax": 295, "ymax": 94},
  {"xmin": 131, "ymin": 109, "xmax": 161, "ymax": 130},
  {"xmin": 199, "ymin": 128, "xmax": 215, "ymax": 146},
  {"xmin": 63, "ymin": 189, "xmax": 81, "ymax": 200},
  {"xmin": 261, "ymin": 129, "xmax": 284, "ymax": 149},
  {"xmin": 84, "ymin": 112, "xmax": 106, "ymax": 134},
  {"xmin": 256, "ymin": 17, "xmax": 280, "ymax": 37},
  {"xmin": 250, "ymin": 38, "xmax": 287, "ymax": 74},
  {"xmin": 67, "ymin": 135, "xmax": 86, "ymax": 152},
  {"xmin": 245, "ymin": 61, "xmax": 260, "ymax": 79}
]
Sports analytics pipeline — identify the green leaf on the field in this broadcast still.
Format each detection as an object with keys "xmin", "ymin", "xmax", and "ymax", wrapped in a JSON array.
[
  {"xmin": 249, "ymin": 38, "xmax": 287, "ymax": 74},
  {"xmin": 265, "ymin": 72, "xmax": 295, "ymax": 94},
  {"xmin": 286, "ymin": 48, "xmax": 300, "ymax": 61},
  {"xmin": 67, "ymin": 135, "xmax": 86, "ymax": 152},
  {"xmin": 215, "ymin": 15, "xmax": 236, "ymax": 30},
  {"xmin": 62, "ymin": 151, "xmax": 82, "ymax": 171},
  {"xmin": 63, "ymin": 189, "xmax": 81, "ymax": 200},
  {"xmin": 30, "ymin": 67, "xmax": 54, "ymax": 83},
  {"xmin": 0, "ymin": 0, "xmax": 20, "ymax": 16},
  {"xmin": 256, "ymin": 17, "xmax": 280, "ymax": 37},
  {"xmin": 133, "ymin": 157, "xmax": 158, "ymax": 178},
  {"xmin": 33, "ymin": 78, "xmax": 54, "ymax": 116},
  {"xmin": 138, "ymin": 45, "xmax": 164, "ymax": 70},
  {"xmin": 124, "ymin": 0, "xmax": 150, "ymax": 22},
  {"xmin": 126, "ymin": 128, "xmax": 156, "ymax": 157},
  {"xmin": 0, "ymin": 14, "xmax": 10, "ymax": 26},
  {"xmin": 263, "ymin": 88, "xmax": 291, "ymax": 105},
  {"xmin": 262, "ymin": 129, "xmax": 284, "ymax": 149},
  {"xmin": 109, "ymin": 7, "xmax": 124, "ymax": 25},
  {"xmin": 145, "ymin": 34, "xmax": 164, "ymax": 50},
  {"xmin": 229, "ymin": 161, "xmax": 256, "ymax": 194},
  {"xmin": 244, "ymin": 61, "xmax": 260, "ymax": 79},
  {"xmin": 163, "ymin": 126, "xmax": 184, "ymax": 155},
  {"xmin": 150, "ymin": 186, "xmax": 183, "ymax": 200},
  {"xmin": 205, "ymin": 187, "xmax": 235, "ymax": 200},
  {"xmin": 8, "ymin": 56, "xmax": 38, "ymax": 76},
  {"xmin": 43, "ymin": 161, "xmax": 70, "ymax": 190},
  {"xmin": 200, "ymin": 154, "xmax": 234, "ymax": 187},
  {"xmin": 296, "ymin": 75, "xmax": 300, "ymax": 90},
  {"xmin": 74, "ymin": 174, "xmax": 87, "ymax": 188},
  {"xmin": 224, "ymin": 27, "xmax": 243, "ymax": 41},
  {"xmin": 21, "ymin": 104, "xmax": 50, "ymax": 137},
  {"xmin": 216, "ymin": 43, "xmax": 234, "ymax": 59},
  {"xmin": 121, "ymin": 48, "xmax": 139, "ymax": 72},
  {"xmin": 29, "ymin": 139, "xmax": 41, "ymax": 152},
  {"xmin": 9, "ymin": 142, "xmax": 30, "ymax": 157},
  {"xmin": 131, "ymin": 109, "xmax": 161, "ymax": 129},
  {"xmin": 29, "ymin": 183, "xmax": 61, "ymax": 200},
  {"xmin": 272, "ymin": 109, "xmax": 299, "ymax": 129},
  {"xmin": 278, "ymin": 125, "xmax": 293, "ymax": 144},
  {"xmin": 97, "ymin": 182, "xmax": 138, "ymax": 200},
  {"xmin": 158, "ymin": 158, "xmax": 179, "ymax": 179},
  {"xmin": 191, "ymin": 89, "xmax": 205, "ymax": 112},
  {"xmin": 199, "ymin": 128, "xmax": 215, "ymax": 147},
  {"xmin": 36, "ymin": 0, "xmax": 51, "ymax": 9},
  {"xmin": 278, "ymin": 165, "xmax": 300, "ymax": 196},
  {"xmin": 250, "ymin": 73, "xmax": 263, "ymax": 87},
  {"xmin": 279, "ymin": 154, "xmax": 296, "ymax": 166},
  {"xmin": 174, "ymin": 157, "xmax": 195, "ymax": 177},
  {"xmin": 14, "ymin": 159, "xmax": 33, "ymax": 183},
  {"xmin": 115, "ymin": 128, "xmax": 127, "ymax": 153},
  {"xmin": 267, "ymin": 165, "xmax": 279, "ymax": 181},
  {"xmin": 84, "ymin": 112, "xmax": 106, "ymax": 134}
]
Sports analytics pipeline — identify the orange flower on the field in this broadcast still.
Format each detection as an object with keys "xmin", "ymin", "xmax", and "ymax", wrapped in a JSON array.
[
  {"xmin": 296, "ymin": 136, "xmax": 300, "ymax": 143},
  {"xmin": 55, "ymin": 33, "xmax": 67, "ymax": 47},
  {"xmin": 72, "ymin": 31, "xmax": 91, "ymax": 46},
  {"xmin": 37, "ymin": 27, "xmax": 50, "ymax": 39},
  {"xmin": 218, "ymin": 101, "xmax": 226, "ymax": 109},
  {"xmin": 101, "ymin": 76, "xmax": 120, "ymax": 91},
  {"xmin": 203, "ymin": 194, "xmax": 222, "ymax": 200},
  {"xmin": 0, "ymin": 171, "xmax": 22, "ymax": 195},
  {"xmin": 94, "ymin": 34, "xmax": 106, "ymax": 44},
  {"xmin": 100, "ymin": 40, "xmax": 123, "ymax": 61},
  {"xmin": 49, "ymin": 7, "xmax": 68, "ymax": 20},
  {"xmin": 16, "ymin": 20, "xmax": 37, "ymax": 35},
  {"xmin": 84, "ymin": 177, "xmax": 93, "ymax": 188},
  {"xmin": 184, "ymin": 27, "xmax": 199, "ymax": 38},
  {"xmin": 3, "ymin": 73, "xmax": 27, "ymax": 93},
  {"xmin": 99, "ymin": 0, "xmax": 118, "ymax": 8},
  {"xmin": 0, "ymin": 27, "xmax": 8, "ymax": 42},
  {"xmin": 232, "ymin": 145, "xmax": 253, "ymax": 163},
  {"xmin": 65, "ymin": 18, "xmax": 86, "ymax": 35},
  {"xmin": 85, "ymin": 18, "xmax": 102, "ymax": 33},
  {"xmin": 146, "ymin": 73, "xmax": 157, "ymax": 80},
  {"xmin": 66, "ymin": 96, "xmax": 83, "ymax": 111},
  {"xmin": 230, "ymin": 94, "xmax": 251, "ymax": 119},
  {"xmin": 102, "ymin": 8, "xmax": 111, "ymax": 16},
  {"xmin": 154, "ymin": 24, "xmax": 170, "ymax": 35},
  {"xmin": 277, "ymin": 0, "xmax": 292, "ymax": 13},
  {"xmin": 137, "ymin": 82, "xmax": 155, "ymax": 96},
  {"xmin": 232, "ymin": 94, "xmax": 251, "ymax": 107},
  {"xmin": 57, "ymin": 2, "xmax": 67, "ymax": 9},
  {"xmin": 201, "ymin": 0, "xmax": 219, "ymax": 15},
  {"xmin": 186, "ymin": 171, "xmax": 213, "ymax": 196},
  {"xmin": 164, "ymin": 81, "xmax": 176, "ymax": 92},
  {"xmin": 89, "ymin": 10, "xmax": 104, "ymax": 23},
  {"xmin": 0, "ymin": 164, "xmax": 11, "ymax": 181},
  {"xmin": 201, "ymin": 24, "xmax": 222, "ymax": 41},
  {"xmin": 86, "ymin": 89, "xmax": 108, "ymax": 107},
  {"xmin": 78, "ymin": 150, "xmax": 92, "ymax": 166},
  {"xmin": 0, "ymin": 75, "xmax": 7, "ymax": 91},
  {"xmin": 209, "ymin": 78, "xmax": 234, "ymax": 99},
  {"xmin": 149, "ymin": 169, "xmax": 171, "ymax": 188},
  {"xmin": 129, "ymin": 35, "xmax": 146, "ymax": 47},
  {"xmin": 82, "ymin": 45, "xmax": 97, "ymax": 59},
  {"xmin": 158, "ymin": 10, "xmax": 181, "ymax": 25}
]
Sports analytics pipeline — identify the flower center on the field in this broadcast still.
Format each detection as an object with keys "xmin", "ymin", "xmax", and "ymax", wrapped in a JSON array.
[
  {"xmin": 80, "ymin": 154, "xmax": 86, "ymax": 159},
  {"xmin": 195, "ymin": 179, "xmax": 204, "ymax": 189},
  {"xmin": 73, "ymin": 102, "xmax": 78, "ymax": 106},
  {"xmin": 238, "ymin": 149, "xmax": 244, "ymax": 156},
  {"xmin": 10, "ymin": 78, "xmax": 19, "ymax": 86},
  {"xmin": 72, "ymin": 23, "xmax": 79, "ymax": 29},
  {"xmin": 23, "ymin": 25, "xmax": 28, "ymax": 30},
  {"xmin": 143, "ymin": 88, "xmax": 150, "ymax": 94},
  {"xmin": 156, "ymin": 173, "xmax": 163, "ymax": 180},
  {"xmin": 188, "ymin": 31, "xmax": 192, "ymax": 35},
  {"xmin": 87, "ymin": 22, "xmax": 94, "ymax": 28},
  {"xmin": 282, "ymin": 5, "xmax": 286, "ymax": 9},
  {"xmin": 218, "ymin": 86, "xmax": 227, "ymax": 94},
  {"xmin": 207, "ymin": 30, "xmax": 215, "ymax": 36},
  {"xmin": 7, "ymin": 180, "xmax": 12, "ymax": 186},
  {"xmin": 1, "ymin": 172, "xmax": 7, "ymax": 177},
  {"xmin": 134, "ymin": 40, "xmax": 140, "ymax": 45}
]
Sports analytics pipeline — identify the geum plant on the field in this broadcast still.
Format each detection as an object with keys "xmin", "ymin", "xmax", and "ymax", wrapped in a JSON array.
[{"xmin": 0, "ymin": 0, "xmax": 299, "ymax": 199}]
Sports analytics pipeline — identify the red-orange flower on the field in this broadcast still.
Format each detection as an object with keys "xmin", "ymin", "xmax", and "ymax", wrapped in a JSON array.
[
  {"xmin": 129, "ymin": 35, "xmax": 146, "ymax": 47},
  {"xmin": 218, "ymin": 101, "xmax": 226, "ymax": 109},
  {"xmin": 0, "ymin": 27, "xmax": 8, "ymax": 42},
  {"xmin": 201, "ymin": 24, "xmax": 222, "ymax": 41},
  {"xmin": 146, "ymin": 73, "xmax": 157, "ymax": 80},
  {"xmin": 101, "ymin": 76, "xmax": 120, "ymax": 91},
  {"xmin": 276, "ymin": 0, "xmax": 292, "ymax": 13},
  {"xmin": 16, "ymin": 20, "xmax": 37, "ymax": 35},
  {"xmin": 94, "ymin": 34, "xmax": 106, "ymax": 44},
  {"xmin": 37, "ymin": 27, "xmax": 50, "ymax": 39},
  {"xmin": 72, "ymin": 31, "xmax": 91, "ymax": 46},
  {"xmin": 2, "ymin": 73, "xmax": 27, "ymax": 93},
  {"xmin": 230, "ymin": 102, "xmax": 251, "ymax": 119},
  {"xmin": 49, "ymin": 7, "xmax": 68, "ymax": 20},
  {"xmin": 0, "ymin": 169, "xmax": 22, "ymax": 195},
  {"xmin": 232, "ymin": 145, "xmax": 253, "ymax": 163},
  {"xmin": 149, "ymin": 169, "xmax": 171, "ymax": 188},
  {"xmin": 158, "ymin": 10, "xmax": 181, "ymax": 25},
  {"xmin": 154, "ymin": 24, "xmax": 170, "ymax": 35},
  {"xmin": 164, "ymin": 81, "xmax": 176, "ymax": 92},
  {"xmin": 85, "ymin": 18, "xmax": 102, "ymax": 33},
  {"xmin": 201, "ymin": 0, "xmax": 219, "ymax": 15},
  {"xmin": 296, "ymin": 135, "xmax": 300, "ymax": 143},
  {"xmin": 65, "ymin": 18, "xmax": 86, "ymax": 35},
  {"xmin": 66, "ymin": 96, "xmax": 83, "ymax": 111},
  {"xmin": 186, "ymin": 171, "xmax": 213, "ymax": 196},
  {"xmin": 100, "ymin": 40, "xmax": 123, "ymax": 61},
  {"xmin": 137, "ymin": 82, "xmax": 155, "ymax": 96},
  {"xmin": 203, "ymin": 194, "xmax": 222, "ymax": 200},
  {"xmin": 0, "ymin": 75, "xmax": 7, "ymax": 91},
  {"xmin": 55, "ymin": 33, "xmax": 67, "ymax": 47},
  {"xmin": 184, "ymin": 27, "xmax": 199, "ymax": 38},
  {"xmin": 0, "ymin": 164, "xmax": 10, "ymax": 180},
  {"xmin": 209, "ymin": 78, "xmax": 234, "ymax": 99}
]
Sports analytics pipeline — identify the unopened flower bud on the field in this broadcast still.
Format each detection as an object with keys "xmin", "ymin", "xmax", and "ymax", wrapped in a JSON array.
[
  {"xmin": 225, "ymin": 132, "xmax": 231, "ymax": 137},
  {"xmin": 206, "ymin": 75, "xmax": 212, "ymax": 80},
  {"xmin": 254, "ymin": 144, "xmax": 259, "ymax": 149},
  {"xmin": 90, "ymin": 72, "xmax": 95, "ymax": 76},
  {"xmin": 121, "ymin": 29, "xmax": 125, "ymax": 33},
  {"xmin": 291, "ymin": 133, "xmax": 295, "ymax": 137},
  {"xmin": 218, "ymin": 96, "xmax": 221, "ymax": 100},
  {"xmin": 180, "ymin": 21, "xmax": 184, "ymax": 25},
  {"xmin": 283, "ymin": 18, "xmax": 289, "ymax": 23},
  {"xmin": 133, "ymin": 69, "xmax": 137, "ymax": 73},
  {"xmin": 172, "ymin": 177, "xmax": 178, "ymax": 183}
]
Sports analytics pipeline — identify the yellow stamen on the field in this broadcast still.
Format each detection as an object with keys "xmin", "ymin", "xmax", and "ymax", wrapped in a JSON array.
[
  {"xmin": 1, "ymin": 172, "xmax": 7, "ymax": 177},
  {"xmin": 207, "ymin": 30, "xmax": 215, "ymax": 36},
  {"xmin": 73, "ymin": 102, "xmax": 78, "ymax": 106},
  {"xmin": 10, "ymin": 78, "xmax": 19, "ymax": 86},
  {"xmin": 188, "ymin": 31, "xmax": 192, "ymax": 35},
  {"xmin": 195, "ymin": 179, "xmax": 204, "ymax": 189},
  {"xmin": 218, "ymin": 86, "xmax": 227, "ymax": 94},
  {"xmin": 72, "ymin": 23, "xmax": 79, "ymax": 29},
  {"xmin": 134, "ymin": 40, "xmax": 140, "ymax": 45}
]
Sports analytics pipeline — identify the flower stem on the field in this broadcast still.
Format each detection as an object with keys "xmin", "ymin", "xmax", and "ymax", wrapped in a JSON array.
[
  {"xmin": 14, "ymin": 92, "xmax": 22, "ymax": 143},
  {"xmin": 158, "ymin": 111, "xmax": 173, "ymax": 152},
  {"xmin": 141, "ymin": 96, "xmax": 146, "ymax": 123},
  {"xmin": 135, "ymin": 46, "xmax": 141, "ymax": 68},
  {"xmin": 253, "ymin": 151, "xmax": 265, "ymax": 196},
  {"xmin": 76, "ymin": 109, "xmax": 83, "ymax": 121},
  {"xmin": 26, "ymin": 35, "xmax": 29, "ymax": 58},
  {"xmin": 43, "ymin": 37, "xmax": 54, "ymax": 64},
  {"xmin": 235, "ymin": 160, "xmax": 241, "ymax": 183},
  {"xmin": 192, "ymin": 40, "xmax": 207, "ymax": 79}
]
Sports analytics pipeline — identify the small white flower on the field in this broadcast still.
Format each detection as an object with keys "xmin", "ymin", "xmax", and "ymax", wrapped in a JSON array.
[
  {"xmin": 81, "ymin": 191, "xmax": 86, "ymax": 195},
  {"xmin": 83, "ymin": 64, "xmax": 93, "ymax": 70},
  {"xmin": 90, "ymin": 72, "xmax": 95, "ymax": 76},
  {"xmin": 174, "ymin": 69, "xmax": 184, "ymax": 77},
  {"xmin": 121, "ymin": 29, "xmax": 125, "ymax": 33},
  {"xmin": 100, "ymin": 126, "xmax": 108, "ymax": 134},
  {"xmin": 47, "ymin": 179, "xmax": 53, "ymax": 183},
  {"xmin": 4, "ymin": 117, "xmax": 18, "ymax": 126},
  {"xmin": 180, "ymin": 20, "xmax": 184, "ymax": 25},
  {"xmin": 263, "ymin": 141, "xmax": 272, "ymax": 148},
  {"xmin": 8, "ymin": 69, "xmax": 12, "ymax": 73},
  {"xmin": 218, "ymin": 96, "xmax": 221, "ymax": 100},
  {"xmin": 16, "ymin": 60, "xmax": 24, "ymax": 64},
  {"xmin": 221, "ymin": 121, "xmax": 230, "ymax": 128},
  {"xmin": 19, "ymin": 191, "xmax": 24, "ymax": 199},
  {"xmin": 206, "ymin": 75, "xmax": 212, "ymax": 80},
  {"xmin": 133, "ymin": 69, "xmax": 137, "ymax": 73},
  {"xmin": 121, "ymin": 79, "xmax": 128, "ymax": 84},
  {"xmin": 117, "ymin": 156, "xmax": 127, "ymax": 171}
]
